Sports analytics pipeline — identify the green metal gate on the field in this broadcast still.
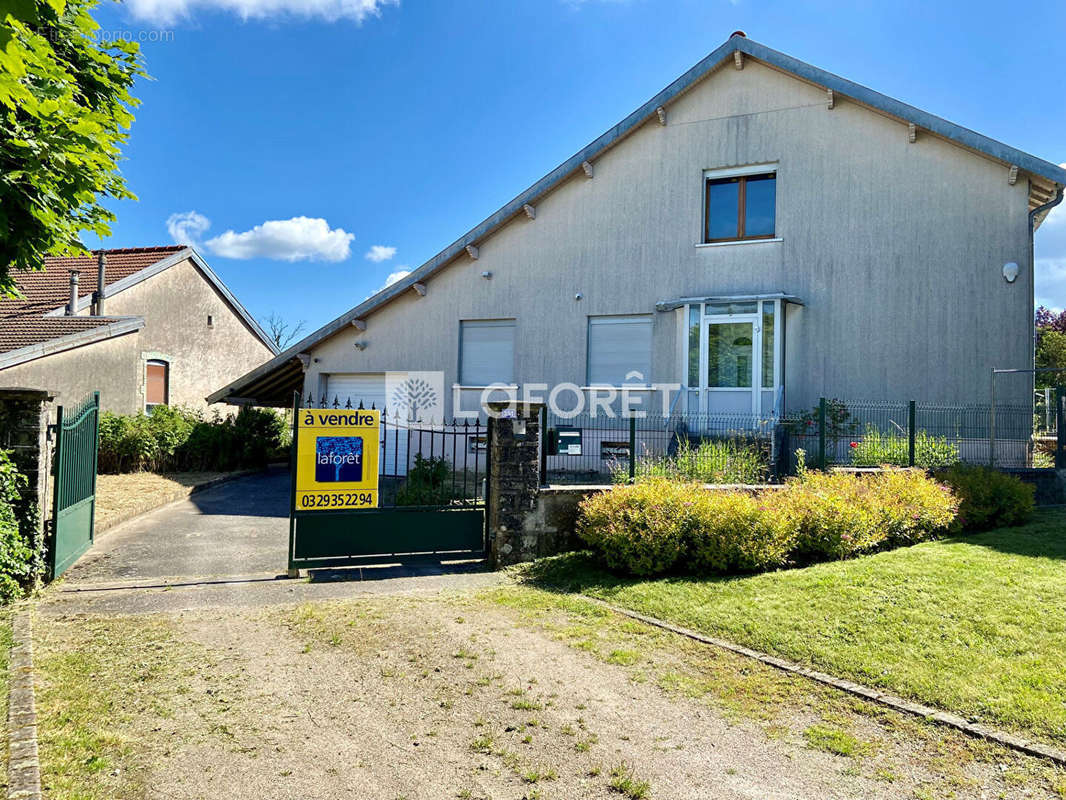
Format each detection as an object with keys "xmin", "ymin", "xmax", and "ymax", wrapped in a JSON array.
[
  {"xmin": 289, "ymin": 394, "xmax": 488, "ymax": 570},
  {"xmin": 49, "ymin": 391, "xmax": 100, "ymax": 579}
]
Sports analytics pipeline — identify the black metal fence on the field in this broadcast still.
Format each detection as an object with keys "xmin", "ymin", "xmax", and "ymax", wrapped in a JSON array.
[{"xmin": 541, "ymin": 397, "xmax": 1061, "ymax": 486}]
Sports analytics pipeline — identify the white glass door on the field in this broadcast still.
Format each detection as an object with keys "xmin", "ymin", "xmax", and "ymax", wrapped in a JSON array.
[{"xmin": 702, "ymin": 316, "xmax": 758, "ymax": 415}]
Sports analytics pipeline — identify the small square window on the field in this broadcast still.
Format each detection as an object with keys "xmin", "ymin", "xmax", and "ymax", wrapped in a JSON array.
[
  {"xmin": 704, "ymin": 171, "xmax": 776, "ymax": 243},
  {"xmin": 207, "ymin": 315, "xmax": 214, "ymax": 327}
]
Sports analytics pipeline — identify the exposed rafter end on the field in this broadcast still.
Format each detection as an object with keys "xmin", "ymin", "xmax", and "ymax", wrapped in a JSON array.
[
  {"xmin": 523, "ymin": 203, "xmax": 536, "ymax": 220},
  {"xmin": 826, "ymin": 88, "xmax": 834, "ymax": 110},
  {"xmin": 581, "ymin": 160, "xmax": 594, "ymax": 178},
  {"xmin": 655, "ymin": 106, "xmax": 667, "ymax": 126},
  {"xmin": 297, "ymin": 353, "xmax": 311, "ymax": 371},
  {"xmin": 465, "ymin": 244, "xmax": 479, "ymax": 260},
  {"xmin": 733, "ymin": 51, "xmax": 743, "ymax": 70},
  {"xmin": 351, "ymin": 319, "xmax": 367, "ymax": 331},
  {"xmin": 908, "ymin": 123, "xmax": 917, "ymax": 143},
  {"xmin": 1008, "ymin": 165, "xmax": 1019, "ymax": 186},
  {"xmin": 412, "ymin": 282, "xmax": 427, "ymax": 297}
]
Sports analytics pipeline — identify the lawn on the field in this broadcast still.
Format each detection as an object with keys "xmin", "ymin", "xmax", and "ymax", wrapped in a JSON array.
[{"xmin": 518, "ymin": 508, "xmax": 1066, "ymax": 748}]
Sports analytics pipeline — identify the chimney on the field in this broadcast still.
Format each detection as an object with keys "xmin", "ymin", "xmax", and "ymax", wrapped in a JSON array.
[
  {"xmin": 67, "ymin": 271, "xmax": 79, "ymax": 316},
  {"xmin": 95, "ymin": 252, "xmax": 106, "ymax": 315}
]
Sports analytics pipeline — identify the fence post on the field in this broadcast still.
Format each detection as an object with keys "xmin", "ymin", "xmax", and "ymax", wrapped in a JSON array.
[
  {"xmin": 628, "ymin": 416, "xmax": 637, "ymax": 482},
  {"xmin": 539, "ymin": 405, "xmax": 547, "ymax": 486},
  {"xmin": 817, "ymin": 397, "xmax": 827, "ymax": 469},
  {"xmin": 1057, "ymin": 387, "xmax": 1066, "ymax": 470},
  {"xmin": 989, "ymin": 367, "xmax": 996, "ymax": 468},
  {"xmin": 907, "ymin": 400, "xmax": 916, "ymax": 468}
]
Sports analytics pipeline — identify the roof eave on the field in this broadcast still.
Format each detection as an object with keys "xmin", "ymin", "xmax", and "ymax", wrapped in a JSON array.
[{"xmin": 0, "ymin": 317, "xmax": 146, "ymax": 371}]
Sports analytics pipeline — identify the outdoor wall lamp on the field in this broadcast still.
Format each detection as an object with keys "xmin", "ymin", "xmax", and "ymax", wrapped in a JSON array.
[
  {"xmin": 354, "ymin": 342, "xmax": 368, "ymax": 351},
  {"xmin": 1003, "ymin": 262, "xmax": 1019, "ymax": 283},
  {"xmin": 481, "ymin": 271, "xmax": 492, "ymax": 279}
]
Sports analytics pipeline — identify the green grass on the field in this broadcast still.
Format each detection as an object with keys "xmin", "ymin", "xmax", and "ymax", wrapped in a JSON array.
[{"xmin": 517, "ymin": 508, "xmax": 1066, "ymax": 747}]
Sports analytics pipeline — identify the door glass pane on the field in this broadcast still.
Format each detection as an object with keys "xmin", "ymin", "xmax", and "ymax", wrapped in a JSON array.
[
  {"xmin": 707, "ymin": 322, "xmax": 753, "ymax": 388},
  {"xmin": 687, "ymin": 305, "xmax": 700, "ymax": 386},
  {"xmin": 706, "ymin": 178, "xmax": 739, "ymax": 240},
  {"xmin": 744, "ymin": 174, "xmax": 776, "ymax": 236},
  {"xmin": 761, "ymin": 302, "xmax": 775, "ymax": 388}
]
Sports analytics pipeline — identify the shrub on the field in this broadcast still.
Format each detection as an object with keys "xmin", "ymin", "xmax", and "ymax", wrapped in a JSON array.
[
  {"xmin": 622, "ymin": 437, "xmax": 769, "ymax": 485},
  {"xmin": 98, "ymin": 406, "xmax": 288, "ymax": 474},
  {"xmin": 935, "ymin": 464, "xmax": 1034, "ymax": 531},
  {"xmin": 577, "ymin": 479, "xmax": 693, "ymax": 576},
  {"xmin": 850, "ymin": 426, "xmax": 960, "ymax": 470},
  {"xmin": 780, "ymin": 469, "xmax": 956, "ymax": 559},
  {"xmin": 577, "ymin": 469, "xmax": 959, "ymax": 577},
  {"xmin": 864, "ymin": 469, "xmax": 958, "ymax": 545},
  {"xmin": 396, "ymin": 455, "xmax": 453, "ymax": 506},
  {"xmin": 686, "ymin": 491, "xmax": 795, "ymax": 573},
  {"xmin": 0, "ymin": 451, "xmax": 33, "ymax": 602}
]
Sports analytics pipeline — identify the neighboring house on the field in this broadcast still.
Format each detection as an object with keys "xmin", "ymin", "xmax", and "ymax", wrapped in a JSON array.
[
  {"xmin": 0, "ymin": 246, "xmax": 278, "ymax": 414},
  {"xmin": 209, "ymin": 33, "xmax": 1065, "ymax": 421}
]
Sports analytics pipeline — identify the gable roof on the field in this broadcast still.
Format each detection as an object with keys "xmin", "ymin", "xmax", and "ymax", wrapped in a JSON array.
[
  {"xmin": 208, "ymin": 32, "xmax": 1066, "ymax": 406},
  {"xmin": 1, "ymin": 246, "xmax": 186, "ymax": 319},
  {"xmin": 1, "ymin": 245, "xmax": 278, "ymax": 369}
]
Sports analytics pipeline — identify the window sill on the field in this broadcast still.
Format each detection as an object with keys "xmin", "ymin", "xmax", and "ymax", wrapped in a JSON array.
[{"xmin": 695, "ymin": 238, "xmax": 782, "ymax": 248}]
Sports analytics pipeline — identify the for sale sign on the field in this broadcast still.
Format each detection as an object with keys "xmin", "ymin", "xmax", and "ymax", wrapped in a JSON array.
[{"xmin": 295, "ymin": 408, "xmax": 380, "ymax": 510}]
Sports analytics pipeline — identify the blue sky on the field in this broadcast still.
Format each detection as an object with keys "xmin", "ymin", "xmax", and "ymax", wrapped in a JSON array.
[{"xmin": 85, "ymin": 0, "xmax": 1066, "ymax": 334}]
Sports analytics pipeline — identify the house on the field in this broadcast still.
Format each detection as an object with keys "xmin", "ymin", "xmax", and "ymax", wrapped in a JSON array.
[
  {"xmin": 209, "ymin": 33, "xmax": 1065, "ymax": 425},
  {"xmin": 0, "ymin": 246, "xmax": 278, "ymax": 413}
]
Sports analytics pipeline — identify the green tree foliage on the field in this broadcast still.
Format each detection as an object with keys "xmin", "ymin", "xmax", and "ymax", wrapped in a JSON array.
[
  {"xmin": 0, "ymin": 0, "xmax": 143, "ymax": 296},
  {"xmin": 1035, "ymin": 329, "xmax": 1066, "ymax": 389}
]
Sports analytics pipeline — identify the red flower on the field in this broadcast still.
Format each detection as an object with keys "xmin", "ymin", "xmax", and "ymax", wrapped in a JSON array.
[
  {"xmin": 849, "ymin": 441, "xmax": 858, "ymax": 448},
  {"xmin": 806, "ymin": 420, "xmax": 814, "ymax": 427}
]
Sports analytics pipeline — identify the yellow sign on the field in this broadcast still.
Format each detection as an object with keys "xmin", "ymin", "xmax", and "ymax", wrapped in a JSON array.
[{"xmin": 295, "ymin": 408, "xmax": 380, "ymax": 510}]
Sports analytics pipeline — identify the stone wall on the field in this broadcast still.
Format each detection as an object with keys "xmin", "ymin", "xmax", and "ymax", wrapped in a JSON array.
[{"xmin": 0, "ymin": 388, "xmax": 53, "ymax": 582}]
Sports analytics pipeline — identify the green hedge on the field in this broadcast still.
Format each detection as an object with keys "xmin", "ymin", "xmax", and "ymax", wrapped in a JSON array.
[
  {"xmin": 0, "ymin": 451, "xmax": 33, "ymax": 602},
  {"xmin": 577, "ymin": 469, "xmax": 960, "ymax": 578},
  {"xmin": 98, "ymin": 406, "xmax": 290, "ymax": 474},
  {"xmin": 935, "ymin": 464, "xmax": 1034, "ymax": 531}
]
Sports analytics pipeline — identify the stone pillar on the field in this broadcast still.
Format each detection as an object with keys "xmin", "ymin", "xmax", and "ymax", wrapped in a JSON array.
[
  {"xmin": 486, "ymin": 402, "xmax": 543, "ymax": 567},
  {"xmin": 0, "ymin": 388, "xmax": 54, "ymax": 583}
]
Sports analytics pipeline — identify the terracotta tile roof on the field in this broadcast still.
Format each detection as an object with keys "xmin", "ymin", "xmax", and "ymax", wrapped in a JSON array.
[
  {"xmin": 0, "ymin": 317, "xmax": 126, "ymax": 355},
  {"xmin": 0, "ymin": 246, "xmax": 186, "ymax": 319}
]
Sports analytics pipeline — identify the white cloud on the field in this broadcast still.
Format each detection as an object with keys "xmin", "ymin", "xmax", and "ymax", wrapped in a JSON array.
[
  {"xmin": 365, "ymin": 245, "xmax": 397, "ymax": 263},
  {"xmin": 1036, "ymin": 258, "xmax": 1066, "ymax": 311},
  {"xmin": 124, "ymin": 0, "xmax": 396, "ymax": 25},
  {"xmin": 382, "ymin": 268, "xmax": 410, "ymax": 288},
  {"xmin": 206, "ymin": 216, "xmax": 354, "ymax": 262},
  {"xmin": 166, "ymin": 210, "xmax": 211, "ymax": 246}
]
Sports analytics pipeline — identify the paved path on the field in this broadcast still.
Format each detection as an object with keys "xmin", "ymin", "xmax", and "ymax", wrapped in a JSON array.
[{"xmin": 44, "ymin": 470, "xmax": 500, "ymax": 615}]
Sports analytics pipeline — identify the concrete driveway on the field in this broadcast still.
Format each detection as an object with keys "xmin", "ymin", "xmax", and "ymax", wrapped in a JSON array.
[{"xmin": 45, "ymin": 469, "xmax": 499, "ymax": 615}]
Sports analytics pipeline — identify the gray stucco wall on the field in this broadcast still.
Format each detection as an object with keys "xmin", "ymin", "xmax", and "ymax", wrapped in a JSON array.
[
  {"xmin": 0, "ymin": 258, "xmax": 274, "ymax": 414},
  {"xmin": 301, "ymin": 60, "xmax": 1034, "ymax": 414}
]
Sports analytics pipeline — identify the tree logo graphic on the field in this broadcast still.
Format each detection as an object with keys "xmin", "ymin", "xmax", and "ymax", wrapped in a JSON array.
[
  {"xmin": 388, "ymin": 374, "xmax": 442, "ymax": 421},
  {"xmin": 315, "ymin": 436, "xmax": 363, "ymax": 482}
]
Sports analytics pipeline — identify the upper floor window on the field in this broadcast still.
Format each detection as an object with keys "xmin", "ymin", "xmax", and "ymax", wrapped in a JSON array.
[
  {"xmin": 459, "ymin": 320, "xmax": 516, "ymax": 386},
  {"xmin": 703, "ymin": 167, "xmax": 776, "ymax": 243},
  {"xmin": 145, "ymin": 360, "xmax": 169, "ymax": 412}
]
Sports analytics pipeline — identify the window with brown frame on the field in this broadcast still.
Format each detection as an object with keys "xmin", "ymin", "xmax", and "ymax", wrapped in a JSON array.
[
  {"xmin": 146, "ymin": 360, "xmax": 169, "ymax": 412},
  {"xmin": 703, "ymin": 172, "xmax": 776, "ymax": 243}
]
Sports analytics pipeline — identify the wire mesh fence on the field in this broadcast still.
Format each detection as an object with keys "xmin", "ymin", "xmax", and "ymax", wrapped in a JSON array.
[{"xmin": 542, "ymin": 397, "xmax": 1058, "ymax": 485}]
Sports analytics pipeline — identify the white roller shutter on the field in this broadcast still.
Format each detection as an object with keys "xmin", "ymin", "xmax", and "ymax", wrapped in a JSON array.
[
  {"xmin": 460, "ymin": 320, "xmax": 515, "ymax": 385},
  {"xmin": 587, "ymin": 315, "xmax": 653, "ymax": 385}
]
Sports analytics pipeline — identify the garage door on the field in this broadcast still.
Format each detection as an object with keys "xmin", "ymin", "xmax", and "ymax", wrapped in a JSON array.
[{"xmin": 324, "ymin": 373, "xmax": 410, "ymax": 476}]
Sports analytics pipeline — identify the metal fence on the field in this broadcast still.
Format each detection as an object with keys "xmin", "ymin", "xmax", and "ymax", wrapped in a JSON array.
[{"xmin": 541, "ymin": 397, "xmax": 1060, "ymax": 485}]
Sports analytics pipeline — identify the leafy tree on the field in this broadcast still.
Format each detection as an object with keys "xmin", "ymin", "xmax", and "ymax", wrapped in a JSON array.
[
  {"xmin": 1036, "ymin": 306, "xmax": 1066, "ymax": 338},
  {"xmin": 0, "ymin": 0, "xmax": 144, "ymax": 297},
  {"xmin": 1036, "ymin": 328, "xmax": 1066, "ymax": 389}
]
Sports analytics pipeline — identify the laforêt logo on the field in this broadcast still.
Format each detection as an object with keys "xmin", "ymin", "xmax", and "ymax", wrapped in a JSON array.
[
  {"xmin": 315, "ymin": 436, "xmax": 364, "ymax": 482},
  {"xmin": 386, "ymin": 371, "xmax": 444, "ymax": 422}
]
